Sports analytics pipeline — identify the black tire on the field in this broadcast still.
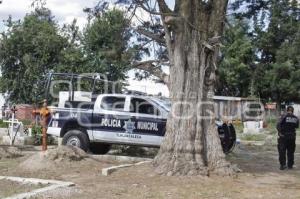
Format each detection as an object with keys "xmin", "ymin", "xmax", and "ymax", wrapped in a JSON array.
[
  {"xmin": 89, "ymin": 143, "xmax": 111, "ymax": 155},
  {"xmin": 226, "ymin": 124, "xmax": 237, "ymax": 153},
  {"xmin": 218, "ymin": 123, "xmax": 236, "ymax": 154},
  {"xmin": 62, "ymin": 129, "xmax": 90, "ymax": 152}
]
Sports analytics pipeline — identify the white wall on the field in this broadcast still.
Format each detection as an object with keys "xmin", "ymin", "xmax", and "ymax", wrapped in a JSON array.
[{"xmin": 292, "ymin": 104, "xmax": 300, "ymax": 118}]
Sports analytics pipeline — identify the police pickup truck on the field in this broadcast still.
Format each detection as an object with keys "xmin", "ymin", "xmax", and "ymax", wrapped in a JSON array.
[{"xmin": 47, "ymin": 93, "xmax": 236, "ymax": 154}]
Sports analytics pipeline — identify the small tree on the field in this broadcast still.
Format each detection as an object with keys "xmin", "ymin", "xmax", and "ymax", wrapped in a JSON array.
[
  {"xmin": 55, "ymin": 19, "xmax": 88, "ymax": 74},
  {"xmin": 217, "ymin": 19, "xmax": 255, "ymax": 97},
  {"xmin": 232, "ymin": 0, "xmax": 300, "ymax": 114},
  {"xmin": 0, "ymin": 8, "xmax": 66, "ymax": 103},
  {"xmin": 82, "ymin": 9, "xmax": 134, "ymax": 82}
]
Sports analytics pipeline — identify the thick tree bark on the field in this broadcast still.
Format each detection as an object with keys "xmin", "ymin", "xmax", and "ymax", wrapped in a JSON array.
[{"xmin": 153, "ymin": 0, "xmax": 233, "ymax": 176}]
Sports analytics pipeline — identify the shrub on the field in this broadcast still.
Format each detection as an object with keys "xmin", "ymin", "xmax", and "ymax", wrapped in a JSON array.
[
  {"xmin": 0, "ymin": 120, "xmax": 8, "ymax": 128},
  {"xmin": 31, "ymin": 125, "xmax": 42, "ymax": 135}
]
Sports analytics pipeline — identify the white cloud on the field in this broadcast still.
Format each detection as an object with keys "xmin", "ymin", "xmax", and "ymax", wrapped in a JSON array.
[
  {"xmin": 126, "ymin": 79, "xmax": 169, "ymax": 97},
  {"xmin": 0, "ymin": 0, "xmax": 98, "ymax": 29},
  {"xmin": 0, "ymin": 0, "xmax": 31, "ymax": 20},
  {"xmin": 46, "ymin": 0, "xmax": 97, "ymax": 27}
]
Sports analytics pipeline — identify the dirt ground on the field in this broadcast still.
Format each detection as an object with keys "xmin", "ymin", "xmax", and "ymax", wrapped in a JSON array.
[
  {"xmin": 0, "ymin": 179, "xmax": 46, "ymax": 198},
  {"xmin": 0, "ymin": 143, "xmax": 300, "ymax": 199}
]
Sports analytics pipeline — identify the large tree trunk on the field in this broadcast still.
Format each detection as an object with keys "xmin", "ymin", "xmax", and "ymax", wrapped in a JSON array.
[{"xmin": 153, "ymin": 0, "xmax": 233, "ymax": 176}]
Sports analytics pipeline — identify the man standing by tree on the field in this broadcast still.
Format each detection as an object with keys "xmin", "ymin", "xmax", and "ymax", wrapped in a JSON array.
[{"xmin": 277, "ymin": 106, "xmax": 299, "ymax": 170}]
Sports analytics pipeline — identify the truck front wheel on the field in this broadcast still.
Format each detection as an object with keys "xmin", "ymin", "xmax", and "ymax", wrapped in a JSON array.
[{"xmin": 62, "ymin": 129, "xmax": 90, "ymax": 152}]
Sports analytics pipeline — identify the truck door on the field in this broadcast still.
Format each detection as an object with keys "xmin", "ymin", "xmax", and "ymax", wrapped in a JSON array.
[
  {"xmin": 92, "ymin": 96, "xmax": 130, "ymax": 142},
  {"xmin": 127, "ymin": 97, "xmax": 166, "ymax": 146}
]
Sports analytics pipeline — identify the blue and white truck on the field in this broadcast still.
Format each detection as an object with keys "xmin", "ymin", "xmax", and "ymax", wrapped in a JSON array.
[{"xmin": 45, "ymin": 73, "xmax": 236, "ymax": 154}]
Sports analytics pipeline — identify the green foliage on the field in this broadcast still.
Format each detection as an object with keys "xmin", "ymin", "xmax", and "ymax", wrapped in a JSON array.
[
  {"xmin": 217, "ymin": 19, "xmax": 255, "ymax": 97},
  {"xmin": 55, "ymin": 19, "xmax": 87, "ymax": 74},
  {"xmin": 266, "ymin": 61, "xmax": 300, "ymax": 103},
  {"xmin": 31, "ymin": 125, "xmax": 42, "ymax": 135},
  {"xmin": 0, "ymin": 7, "xmax": 134, "ymax": 103},
  {"xmin": 82, "ymin": 9, "xmax": 133, "ymax": 82},
  {"xmin": 30, "ymin": 124, "xmax": 55, "ymax": 145},
  {"xmin": 0, "ymin": 120, "xmax": 8, "ymax": 128},
  {"xmin": 253, "ymin": 0, "xmax": 300, "ymax": 105},
  {"xmin": 33, "ymin": 135, "xmax": 55, "ymax": 145},
  {"xmin": 227, "ymin": 0, "xmax": 300, "ymax": 107},
  {"xmin": 0, "ymin": 8, "xmax": 67, "ymax": 103}
]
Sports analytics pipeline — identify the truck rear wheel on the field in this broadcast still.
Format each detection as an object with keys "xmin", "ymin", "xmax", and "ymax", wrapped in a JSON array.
[
  {"xmin": 62, "ymin": 129, "xmax": 90, "ymax": 152},
  {"xmin": 89, "ymin": 143, "xmax": 111, "ymax": 155}
]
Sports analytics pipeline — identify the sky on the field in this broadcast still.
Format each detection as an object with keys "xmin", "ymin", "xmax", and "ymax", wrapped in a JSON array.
[
  {"xmin": 0, "ymin": 0, "xmax": 98, "ymax": 30},
  {"xmin": 0, "ymin": 0, "xmax": 170, "ymax": 96}
]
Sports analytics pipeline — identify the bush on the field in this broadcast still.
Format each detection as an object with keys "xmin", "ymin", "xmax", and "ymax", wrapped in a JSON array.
[
  {"xmin": 31, "ymin": 125, "xmax": 42, "ymax": 135},
  {"xmin": 32, "ymin": 134, "xmax": 55, "ymax": 145},
  {"xmin": 0, "ymin": 120, "xmax": 8, "ymax": 128}
]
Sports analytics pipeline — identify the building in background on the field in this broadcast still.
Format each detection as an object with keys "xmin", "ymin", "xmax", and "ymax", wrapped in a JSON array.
[
  {"xmin": 15, "ymin": 104, "xmax": 34, "ymax": 121},
  {"xmin": 213, "ymin": 96, "xmax": 263, "ymax": 122}
]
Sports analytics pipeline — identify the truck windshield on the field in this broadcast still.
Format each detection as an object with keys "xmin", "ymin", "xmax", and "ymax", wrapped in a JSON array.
[{"xmin": 151, "ymin": 98, "xmax": 171, "ymax": 112}]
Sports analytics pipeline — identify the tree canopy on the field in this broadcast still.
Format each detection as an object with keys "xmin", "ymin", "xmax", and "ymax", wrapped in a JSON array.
[
  {"xmin": 251, "ymin": 0, "xmax": 299, "ymax": 110},
  {"xmin": 82, "ymin": 9, "xmax": 133, "ymax": 82},
  {"xmin": 0, "ymin": 8, "xmax": 66, "ymax": 103},
  {"xmin": 216, "ymin": 19, "xmax": 255, "ymax": 97},
  {"xmin": 221, "ymin": 0, "xmax": 300, "ymax": 112},
  {"xmin": 0, "ymin": 6, "xmax": 135, "ymax": 103}
]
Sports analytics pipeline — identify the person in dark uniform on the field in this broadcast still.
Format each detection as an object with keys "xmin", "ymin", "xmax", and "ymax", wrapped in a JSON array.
[{"xmin": 276, "ymin": 106, "xmax": 299, "ymax": 170}]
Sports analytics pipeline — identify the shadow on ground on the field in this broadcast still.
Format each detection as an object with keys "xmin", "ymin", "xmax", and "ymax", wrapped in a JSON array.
[{"xmin": 228, "ymin": 143, "xmax": 300, "ymax": 175}]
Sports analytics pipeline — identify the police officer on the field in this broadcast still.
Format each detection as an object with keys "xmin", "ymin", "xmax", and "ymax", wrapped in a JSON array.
[{"xmin": 276, "ymin": 106, "xmax": 299, "ymax": 170}]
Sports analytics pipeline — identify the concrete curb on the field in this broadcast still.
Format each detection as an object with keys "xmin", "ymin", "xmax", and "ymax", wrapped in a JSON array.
[
  {"xmin": 102, "ymin": 160, "xmax": 152, "ymax": 176},
  {"xmin": 0, "ymin": 176, "xmax": 74, "ymax": 199},
  {"xmin": 90, "ymin": 154, "xmax": 153, "ymax": 163}
]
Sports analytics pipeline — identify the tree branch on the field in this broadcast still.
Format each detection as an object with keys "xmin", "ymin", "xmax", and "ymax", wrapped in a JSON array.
[
  {"xmin": 157, "ymin": 0, "xmax": 172, "ymax": 13},
  {"xmin": 136, "ymin": 0, "xmax": 163, "ymax": 15},
  {"xmin": 156, "ymin": 0, "xmax": 176, "ymax": 63},
  {"xmin": 134, "ymin": 0, "xmax": 175, "ymax": 16},
  {"xmin": 136, "ymin": 27, "xmax": 166, "ymax": 46},
  {"xmin": 132, "ymin": 60, "xmax": 170, "ymax": 86}
]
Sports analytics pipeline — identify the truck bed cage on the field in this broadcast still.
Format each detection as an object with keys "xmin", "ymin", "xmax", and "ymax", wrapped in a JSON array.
[{"xmin": 44, "ymin": 73, "xmax": 119, "ymax": 103}]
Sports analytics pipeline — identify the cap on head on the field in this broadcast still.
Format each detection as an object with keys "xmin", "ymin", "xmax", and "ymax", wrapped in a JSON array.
[{"xmin": 287, "ymin": 105, "xmax": 294, "ymax": 113}]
